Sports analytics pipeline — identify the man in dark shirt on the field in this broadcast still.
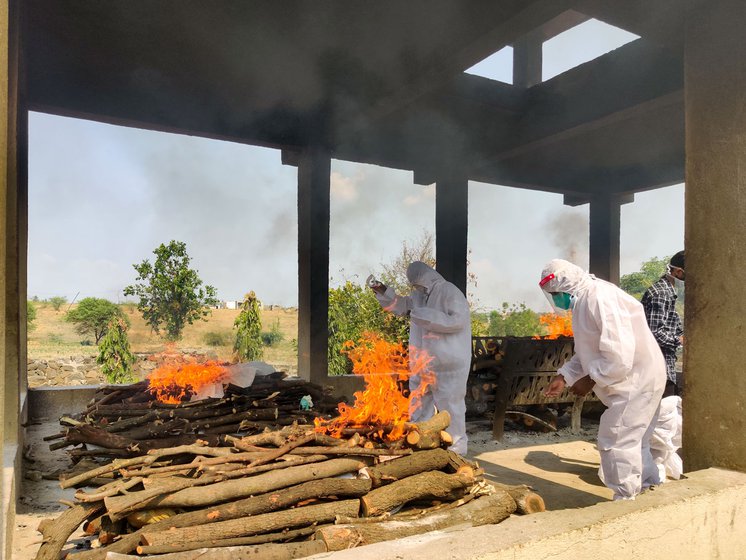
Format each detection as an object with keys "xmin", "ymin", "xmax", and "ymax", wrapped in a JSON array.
[{"xmin": 642, "ymin": 251, "xmax": 685, "ymax": 397}]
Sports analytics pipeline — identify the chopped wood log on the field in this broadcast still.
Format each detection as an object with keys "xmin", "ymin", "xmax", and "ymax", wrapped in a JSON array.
[
  {"xmin": 405, "ymin": 411, "xmax": 452, "ymax": 450},
  {"xmin": 99, "ymin": 517, "xmax": 126, "ymax": 545},
  {"xmin": 75, "ymin": 476, "xmax": 143, "ymax": 502},
  {"xmin": 135, "ymin": 525, "xmax": 317, "ymax": 554},
  {"xmin": 405, "ymin": 429, "xmax": 445, "ymax": 450},
  {"xmin": 63, "ymin": 425, "xmax": 224, "ymax": 453},
  {"xmin": 288, "ymin": 446, "xmax": 411, "ymax": 456},
  {"xmin": 489, "ymin": 482, "xmax": 546, "ymax": 514},
  {"xmin": 317, "ymin": 491, "xmax": 517, "ymax": 551},
  {"xmin": 121, "ymin": 451, "xmax": 324, "ymax": 478},
  {"xmin": 67, "ymin": 477, "xmax": 368, "ymax": 559},
  {"xmin": 34, "ymin": 502, "xmax": 103, "ymax": 560},
  {"xmin": 440, "ymin": 430, "xmax": 453, "ymax": 447},
  {"xmin": 103, "ymin": 411, "xmax": 161, "ymax": 433},
  {"xmin": 105, "ymin": 474, "xmax": 222, "ymax": 521},
  {"xmin": 109, "ymin": 457, "xmax": 368, "ymax": 512},
  {"xmin": 360, "ymin": 470, "xmax": 473, "ymax": 517},
  {"xmin": 107, "ymin": 540, "xmax": 327, "ymax": 560},
  {"xmin": 140, "ymin": 499, "xmax": 359, "ymax": 547},
  {"xmin": 60, "ymin": 457, "xmax": 153, "ymax": 489},
  {"xmin": 410, "ymin": 410, "xmax": 451, "ymax": 434},
  {"xmin": 390, "ymin": 492, "xmax": 477, "ymax": 520},
  {"xmin": 116, "ymin": 418, "xmax": 189, "ymax": 440},
  {"xmin": 82, "ymin": 515, "xmax": 103, "ymax": 535},
  {"xmin": 360, "ymin": 448, "xmax": 451, "ymax": 488},
  {"xmin": 227, "ymin": 425, "xmax": 310, "ymax": 449},
  {"xmin": 62, "ymin": 443, "xmax": 239, "ymax": 489},
  {"xmin": 248, "ymin": 433, "xmax": 317, "ymax": 467}
]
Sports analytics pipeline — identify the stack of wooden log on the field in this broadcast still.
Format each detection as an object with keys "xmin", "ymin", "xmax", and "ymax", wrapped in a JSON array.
[
  {"xmin": 466, "ymin": 337, "xmax": 504, "ymax": 418},
  {"xmin": 36, "ymin": 411, "xmax": 545, "ymax": 560},
  {"xmin": 45, "ymin": 373, "xmax": 341, "ymax": 459}
]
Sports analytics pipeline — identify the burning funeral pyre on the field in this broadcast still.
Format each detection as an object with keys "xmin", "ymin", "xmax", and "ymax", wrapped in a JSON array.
[
  {"xmin": 35, "ymin": 338, "xmax": 545, "ymax": 560},
  {"xmin": 467, "ymin": 314, "xmax": 575, "ymax": 431}
]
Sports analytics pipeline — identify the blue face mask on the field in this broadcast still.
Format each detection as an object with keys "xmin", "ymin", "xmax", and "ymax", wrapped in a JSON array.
[{"xmin": 552, "ymin": 292, "xmax": 573, "ymax": 310}]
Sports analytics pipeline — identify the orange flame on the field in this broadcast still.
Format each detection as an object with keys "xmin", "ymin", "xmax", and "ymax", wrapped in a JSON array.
[
  {"xmin": 148, "ymin": 361, "xmax": 229, "ymax": 404},
  {"xmin": 535, "ymin": 313, "xmax": 573, "ymax": 339},
  {"xmin": 315, "ymin": 332, "xmax": 436, "ymax": 442}
]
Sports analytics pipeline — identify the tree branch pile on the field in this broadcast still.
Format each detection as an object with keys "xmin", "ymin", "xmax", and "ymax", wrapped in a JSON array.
[
  {"xmin": 36, "ymin": 410, "xmax": 545, "ymax": 560},
  {"xmin": 46, "ymin": 373, "xmax": 341, "ymax": 458}
]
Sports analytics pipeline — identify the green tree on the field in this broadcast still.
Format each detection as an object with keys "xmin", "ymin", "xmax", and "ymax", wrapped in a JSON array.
[
  {"xmin": 97, "ymin": 317, "xmax": 136, "ymax": 384},
  {"xmin": 65, "ymin": 297, "xmax": 124, "ymax": 343},
  {"xmin": 123, "ymin": 240, "xmax": 219, "ymax": 341},
  {"xmin": 379, "ymin": 231, "xmax": 436, "ymax": 295},
  {"xmin": 233, "ymin": 291, "xmax": 264, "ymax": 361},
  {"xmin": 27, "ymin": 300, "xmax": 37, "ymax": 331},
  {"xmin": 49, "ymin": 296, "xmax": 67, "ymax": 311},
  {"xmin": 488, "ymin": 302, "xmax": 543, "ymax": 337},
  {"xmin": 471, "ymin": 312, "xmax": 489, "ymax": 336},
  {"xmin": 620, "ymin": 256, "xmax": 670, "ymax": 299},
  {"xmin": 327, "ymin": 281, "xmax": 409, "ymax": 375}
]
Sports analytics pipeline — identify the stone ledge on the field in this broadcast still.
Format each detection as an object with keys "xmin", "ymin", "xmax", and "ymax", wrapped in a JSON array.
[
  {"xmin": 308, "ymin": 468, "xmax": 746, "ymax": 560},
  {"xmin": 27, "ymin": 385, "xmax": 101, "ymax": 420}
]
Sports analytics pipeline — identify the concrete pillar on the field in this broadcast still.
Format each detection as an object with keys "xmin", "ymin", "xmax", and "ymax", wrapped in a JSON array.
[
  {"xmin": 1, "ymin": 0, "xmax": 25, "ymax": 555},
  {"xmin": 588, "ymin": 194, "xmax": 621, "ymax": 284},
  {"xmin": 683, "ymin": 0, "xmax": 746, "ymax": 472},
  {"xmin": 513, "ymin": 32, "xmax": 542, "ymax": 88},
  {"xmin": 296, "ymin": 147, "xmax": 330, "ymax": 384},
  {"xmin": 435, "ymin": 175, "xmax": 468, "ymax": 294}
]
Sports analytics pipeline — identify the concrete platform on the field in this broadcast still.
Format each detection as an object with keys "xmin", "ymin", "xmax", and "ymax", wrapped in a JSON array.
[
  {"xmin": 12, "ymin": 389, "xmax": 746, "ymax": 559},
  {"xmin": 309, "ymin": 468, "xmax": 746, "ymax": 560}
]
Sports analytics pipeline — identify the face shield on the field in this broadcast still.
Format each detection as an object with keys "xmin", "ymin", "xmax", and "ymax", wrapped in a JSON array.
[{"xmin": 539, "ymin": 272, "xmax": 574, "ymax": 314}]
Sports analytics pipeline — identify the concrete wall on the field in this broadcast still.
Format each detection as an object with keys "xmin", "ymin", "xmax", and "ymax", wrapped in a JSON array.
[
  {"xmin": 0, "ymin": 0, "xmax": 23, "ymax": 556},
  {"xmin": 27, "ymin": 386, "xmax": 99, "ymax": 421},
  {"xmin": 311, "ymin": 468, "xmax": 746, "ymax": 560},
  {"xmin": 683, "ymin": 0, "xmax": 746, "ymax": 472}
]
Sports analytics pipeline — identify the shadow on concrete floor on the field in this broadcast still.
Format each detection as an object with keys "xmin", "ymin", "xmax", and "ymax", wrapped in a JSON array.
[{"xmin": 523, "ymin": 449, "xmax": 606, "ymax": 488}]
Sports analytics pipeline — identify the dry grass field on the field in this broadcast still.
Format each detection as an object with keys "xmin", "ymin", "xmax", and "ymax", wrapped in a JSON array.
[{"xmin": 28, "ymin": 303, "xmax": 299, "ymax": 374}]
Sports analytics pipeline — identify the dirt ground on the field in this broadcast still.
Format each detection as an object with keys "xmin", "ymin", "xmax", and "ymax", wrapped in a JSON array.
[{"xmin": 12, "ymin": 412, "xmax": 605, "ymax": 559}]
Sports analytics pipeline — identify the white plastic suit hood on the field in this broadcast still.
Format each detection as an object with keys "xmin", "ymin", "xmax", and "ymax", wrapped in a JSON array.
[
  {"xmin": 407, "ymin": 261, "xmax": 443, "ymax": 291},
  {"xmin": 540, "ymin": 259, "xmax": 594, "ymax": 296}
]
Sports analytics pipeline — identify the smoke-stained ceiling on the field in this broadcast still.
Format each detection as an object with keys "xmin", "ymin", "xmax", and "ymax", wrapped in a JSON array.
[{"xmin": 25, "ymin": 0, "xmax": 687, "ymax": 197}]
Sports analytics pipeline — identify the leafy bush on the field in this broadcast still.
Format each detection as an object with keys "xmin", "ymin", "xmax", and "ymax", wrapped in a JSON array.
[
  {"xmin": 471, "ymin": 312, "xmax": 489, "ymax": 336},
  {"xmin": 27, "ymin": 300, "xmax": 37, "ymax": 331},
  {"xmin": 488, "ymin": 303, "xmax": 543, "ymax": 337},
  {"xmin": 65, "ymin": 297, "xmax": 126, "ymax": 343},
  {"xmin": 234, "ymin": 291, "xmax": 263, "ymax": 361},
  {"xmin": 97, "ymin": 317, "xmax": 135, "ymax": 384},
  {"xmin": 46, "ymin": 333, "xmax": 64, "ymax": 345},
  {"xmin": 203, "ymin": 330, "xmax": 231, "ymax": 347},
  {"xmin": 261, "ymin": 319, "xmax": 284, "ymax": 347},
  {"xmin": 49, "ymin": 296, "xmax": 67, "ymax": 311},
  {"xmin": 327, "ymin": 281, "xmax": 409, "ymax": 376}
]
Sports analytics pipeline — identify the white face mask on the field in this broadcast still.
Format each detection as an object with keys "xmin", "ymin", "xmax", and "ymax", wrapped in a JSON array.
[
  {"xmin": 672, "ymin": 276, "xmax": 685, "ymax": 291},
  {"xmin": 413, "ymin": 284, "xmax": 429, "ymax": 296}
]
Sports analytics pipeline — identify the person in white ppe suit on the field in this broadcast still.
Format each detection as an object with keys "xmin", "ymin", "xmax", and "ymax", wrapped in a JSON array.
[
  {"xmin": 541, "ymin": 259, "xmax": 667, "ymax": 500},
  {"xmin": 370, "ymin": 261, "xmax": 471, "ymax": 455}
]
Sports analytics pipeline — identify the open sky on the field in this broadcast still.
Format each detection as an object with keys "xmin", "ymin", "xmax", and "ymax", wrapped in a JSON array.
[{"xmin": 28, "ymin": 19, "xmax": 684, "ymax": 312}]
